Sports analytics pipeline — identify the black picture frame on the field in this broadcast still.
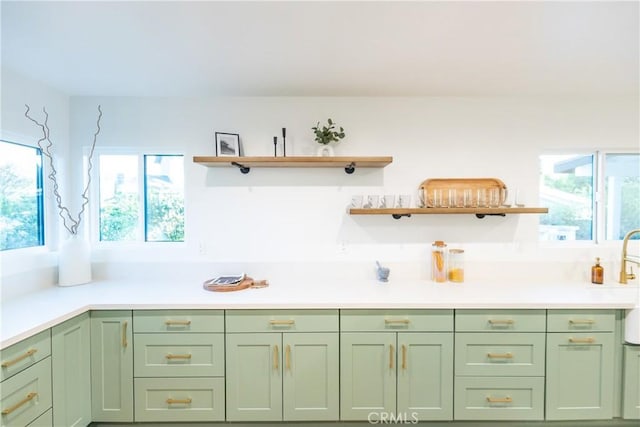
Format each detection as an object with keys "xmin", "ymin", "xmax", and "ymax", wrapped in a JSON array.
[{"xmin": 215, "ymin": 132, "xmax": 241, "ymax": 157}]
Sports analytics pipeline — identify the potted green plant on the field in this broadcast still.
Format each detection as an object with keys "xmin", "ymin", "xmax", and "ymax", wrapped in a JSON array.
[{"xmin": 312, "ymin": 118, "xmax": 345, "ymax": 156}]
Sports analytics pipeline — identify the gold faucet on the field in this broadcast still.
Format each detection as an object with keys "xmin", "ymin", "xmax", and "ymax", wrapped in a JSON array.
[{"xmin": 620, "ymin": 228, "xmax": 640, "ymax": 284}]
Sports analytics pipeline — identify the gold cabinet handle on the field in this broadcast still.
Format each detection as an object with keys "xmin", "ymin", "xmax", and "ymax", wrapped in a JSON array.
[
  {"xmin": 384, "ymin": 319, "xmax": 410, "ymax": 325},
  {"xmin": 569, "ymin": 319, "xmax": 595, "ymax": 325},
  {"xmin": 166, "ymin": 398, "xmax": 192, "ymax": 405},
  {"xmin": 389, "ymin": 344, "xmax": 394, "ymax": 369},
  {"xmin": 401, "ymin": 344, "xmax": 407, "ymax": 370},
  {"xmin": 165, "ymin": 353, "xmax": 192, "ymax": 360},
  {"xmin": 285, "ymin": 345, "xmax": 291, "ymax": 371},
  {"xmin": 269, "ymin": 320, "xmax": 295, "ymax": 325},
  {"xmin": 2, "ymin": 392, "xmax": 38, "ymax": 415},
  {"xmin": 488, "ymin": 319, "xmax": 514, "ymax": 325},
  {"xmin": 569, "ymin": 337, "xmax": 596, "ymax": 344},
  {"xmin": 122, "ymin": 321, "xmax": 128, "ymax": 348},
  {"xmin": 165, "ymin": 319, "xmax": 191, "ymax": 326},
  {"xmin": 1, "ymin": 349, "xmax": 37, "ymax": 368},
  {"xmin": 487, "ymin": 352, "xmax": 513, "ymax": 359},
  {"xmin": 273, "ymin": 345, "xmax": 279, "ymax": 370},
  {"xmin": 486, "ymin": 396, "xmax": 512, "ymax": 404}
]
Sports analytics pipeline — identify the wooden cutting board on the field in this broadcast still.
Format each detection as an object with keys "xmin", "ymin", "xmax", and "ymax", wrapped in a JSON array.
[{"xmin": 419, "ymin": 178, "xmax": 507, "ymax": 208}]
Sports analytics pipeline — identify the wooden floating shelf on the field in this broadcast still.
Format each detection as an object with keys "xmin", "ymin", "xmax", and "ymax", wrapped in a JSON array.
[
  {"xmin": 193, "ymin": 156, "xmax": 393, "ymax": 174},
  {"xmin": 349, "ymin": 207, "xmax": 549, "ymax": 219}
]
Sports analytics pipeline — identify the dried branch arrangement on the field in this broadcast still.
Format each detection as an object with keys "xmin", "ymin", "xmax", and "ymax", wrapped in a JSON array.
[{"xmin": 25, "ymin": 105, "xmax": 103, "ymax": 235}]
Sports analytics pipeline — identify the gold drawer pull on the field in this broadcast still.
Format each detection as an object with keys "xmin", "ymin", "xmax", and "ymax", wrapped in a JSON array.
[
  {"xmin": 569, "ymin": 337, "xmax": 596, "ymax": 344},
  {"xmin": 166, "ymin": 398, "xmax": 192, "ymax": 405},
  {"xmin": 122, "ymin": 321, "xmax": 128, "ymax": 348},
  {"xmin": 165, "ymin": 320, "xmax": 191, "ymax": 326},
  {"xmin": 384, "ymin": 318, "xmax": 410, "ymax": 324},
  {"xmin": 486, "ymin": 396, "xmax": 512, "ymax": 404},
  {"xmin": 1, "ymin": 349, "xmax": 37, "ymax": 368},
  {"xmin": 488, "ymin": 319, "xmax": 514, "ymax": 325},
  {"xmin": 2, "ymin": 392, "xmax": 38, "ymax": 415},
  {"xmin": 569, "ymin": 319, "xmax": 595, "ymax": 325},
  {"xmin": 165, "ymin": 353, "xmax": 192, "ymax": 360},
  {"xmin": 269, "ymin": 320, "xmax": 295, "ymax": 325},
  {"xmin": 487, "ymin": 352, "xmax": 513, "ymax": 359}
]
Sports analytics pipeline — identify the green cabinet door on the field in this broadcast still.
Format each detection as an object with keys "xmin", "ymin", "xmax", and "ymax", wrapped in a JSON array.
[
  {"xmin": 282, "ymin": 332, "xmax": 339, "ymax": 421},
  {"xmin": 397, "ymin": 332, "xmax": 453, "ymax": 421},
  {"xmin": 340, "ymin": 332, "xmax": 396, "ymax": 420},
  {"xmin": 623, "ymin": 345, "xmax": 640, "ymax": 419},
  {"xmin": 546, "ymin": 332, "xmax": 614, "ymax": 420},
  {"xmin": 90, "ymin": 311, "xmax": 133, "ymax": 422},
  {"xmin": 51, "ymin": 312, "xmax": 91, "ymax": 427},
  {"xmin": 226, "ymin": 333, "xmax": 282, "ymax": 421}
]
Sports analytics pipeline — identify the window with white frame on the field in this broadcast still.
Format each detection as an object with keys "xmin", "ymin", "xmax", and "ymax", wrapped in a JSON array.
[
  {"xmin": 539, "ymin": 152, "xmax": 639, "ymax": 242},
  {"xmin": 96, "ymin": 152, "xmax": 184, "ymax": 242},
  {"xmin": 0, "ymin": 140, "xmax": 45, "ymax": 251}
]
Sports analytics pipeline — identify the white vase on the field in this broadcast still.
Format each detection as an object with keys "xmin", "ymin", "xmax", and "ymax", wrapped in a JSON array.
[
  {"xmin": 58, "ymin": 235, "xmax": 92, "ymax": 286},
  {"xmin": 316, "ymin": 145, "xmax": 335, "ymax": 157}
]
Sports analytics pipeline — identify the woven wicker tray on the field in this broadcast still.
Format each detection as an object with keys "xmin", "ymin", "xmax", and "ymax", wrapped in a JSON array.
[{"xmin": 419, "ymin": 178, "xmax": 507, "ymax": 208}]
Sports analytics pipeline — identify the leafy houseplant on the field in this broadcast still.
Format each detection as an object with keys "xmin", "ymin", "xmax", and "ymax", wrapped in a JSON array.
[{"xmin": 312, "ymin": 118, "xmax": 345, "ymax": 145}]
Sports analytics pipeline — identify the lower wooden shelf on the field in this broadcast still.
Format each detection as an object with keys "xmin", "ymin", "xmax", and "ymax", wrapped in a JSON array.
[{"xmin": 349, "ymin": 207, "xmax": 549, "ymax": 219}]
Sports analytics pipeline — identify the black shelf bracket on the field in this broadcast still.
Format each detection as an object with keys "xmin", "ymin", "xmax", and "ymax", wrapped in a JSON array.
[
  {"xmin": 344, "ymin": 162, "xmax": 356, "ymax": 174},
  {"xmin": 231, "ymin": 162, "xmax": 251, "ymax": 174},
  {"xmin": 392, "ymin": 213, "xmax": 412, "ymax": 220},
  {"xmin": 475, "ymin": 213, "xmax": 507, "ymax": 219}
]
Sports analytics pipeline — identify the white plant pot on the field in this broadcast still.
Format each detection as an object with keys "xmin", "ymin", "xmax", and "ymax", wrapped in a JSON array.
[
  {"xmin": 58, "ymin": 235, "xmax": 92, "ymax": 286},
  {"xmin": 316, "ymin": 145, "xmax": 335, "ymax": 157}
]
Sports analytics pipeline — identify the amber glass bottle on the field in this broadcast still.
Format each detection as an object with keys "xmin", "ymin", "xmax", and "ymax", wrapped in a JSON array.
[{"xmin": 591, "ymin": 257, "xmax": 604, "ymax": 284}]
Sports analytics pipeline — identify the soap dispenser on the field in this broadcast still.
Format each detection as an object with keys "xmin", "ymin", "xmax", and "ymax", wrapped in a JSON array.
[{"xmin": 591, "ymin": 257, "xmax": 604, "ymax": 284}]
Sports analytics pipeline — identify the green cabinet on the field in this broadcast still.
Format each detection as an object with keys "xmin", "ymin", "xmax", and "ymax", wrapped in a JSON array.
[
  {"xmin": 454, "ymin": 309, "xmax": 546, "ymax": 421},
  {"xmin": 545, "ymin": 310, "xmax": 615, "ymax": 420},
  {"xmin": 90, "ymin": 311, "xmax": 133, "ymax": 422},
  {"xmin": 623, "ymin": 344, "xmax": 640, "ymax": 419},
  {"xmin": 340, "ymin": 310, "xmax": 454, "ymax": 421},
  {"xmin": 225, "ymin": 310, "xmax": 339, "ymax": 422},
  {"xmin": 132, "ymin": 310, "xmax": 226, "ymax": 422},
  {"xmin": 51, "ymin": 313, "xmax": 91, "ymax": 427}
]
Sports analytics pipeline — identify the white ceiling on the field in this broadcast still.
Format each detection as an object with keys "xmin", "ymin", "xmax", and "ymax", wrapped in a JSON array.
[{"xmin": 2, "ymin": 0, "xmax": 638, "ymax": 97}]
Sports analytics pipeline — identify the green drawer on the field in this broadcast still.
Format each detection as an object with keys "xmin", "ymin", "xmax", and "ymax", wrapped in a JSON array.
[
  {"xmin": 454, "ymin": 376, "xmax": 544, "ymax": 420},
  {"xmin": 0, "ymin": 358, "xmax": 52, "ymax": 427},
  {"xmin": 1, "ymin": 330, "xmax": 50, "ymax": 382},
  {"xmin": 134, "ymin": 377, "xmax": 225, "ymax": 422},
  {"xmin": 26, "ymin": 407, "xmax": 52, "ymax": 427},
  {"xmin": 547, "ymin": 309, "xmax": 616, "ymax": 332},
  {"xmin": 622, "ymin": 345, "xmax": 639, "ymax": 419},
  {"xmin": 340, "ymin": 309, "xmax": 453, "ymax": 332},
  {"xmin": 226, "ymin": 310, "xmax": 338, "ymax": 333},
  {"xmin": 455, "ymin": 333, "xmax": 545, "ymax": 377},
  {"xmin": 133, "ymin": 310, "xmax": 224, "ymax": 333},
  {"xmin": 134, "ymin": 333, "xmax": 224, "ymax": 377},
  {"xmin": 455, "ymin": 310, "xmax": 546, "ymax": 332}
]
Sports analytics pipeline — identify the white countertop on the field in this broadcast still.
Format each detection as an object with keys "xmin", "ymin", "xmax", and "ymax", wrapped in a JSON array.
[{"xmin": 1, "ymin": 277, "xmax": 638, "ymax": 349}]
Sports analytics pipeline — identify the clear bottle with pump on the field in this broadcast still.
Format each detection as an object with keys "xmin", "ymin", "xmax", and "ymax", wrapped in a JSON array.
[
  {"xmin": 591, "ymin": 257, "xmax": 604, "ymax": 284},
  {"xmin": 431, "ymin": 241, "xmax": 447, "ymax": 282}
]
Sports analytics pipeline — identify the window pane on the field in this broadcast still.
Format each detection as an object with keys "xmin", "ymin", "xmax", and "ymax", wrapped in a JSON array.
[
  {"xmin": 144, "ymin": 155, "xmax": 184, "ymax": 242},
  {"xmin": 0, "ymin": 141, "xmax": 44, "ymax": 250},
  {"xmin": 99, "ymin": 154, "xmax": 140, "ymax": 241},
  {"xmin": 539, "ymin": 154, "xmax": 594, "ymax": 241},
  {"xmin": 605, "ymin": 153, "xmax": 640, "ymax": 240}
]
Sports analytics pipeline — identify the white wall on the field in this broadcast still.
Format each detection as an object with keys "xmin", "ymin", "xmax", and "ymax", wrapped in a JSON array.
[
  {"xmin": 69, "ymin": 95, "xmax": 638, "ymax": 276},
  {"xmin": 0, "ymin": 67, "xmax": 70, "ymax": 296}
]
